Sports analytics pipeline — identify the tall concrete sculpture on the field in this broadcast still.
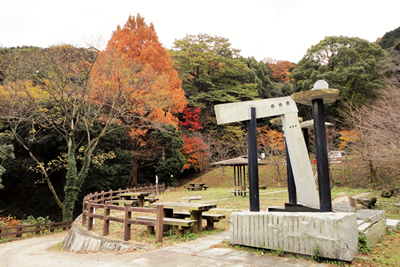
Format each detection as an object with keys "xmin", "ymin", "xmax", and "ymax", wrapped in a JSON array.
[
  {"xmin": 219, "ymin": 81, "xmax": 359, "ymax": 262},
  {"xmin": 215, "ymin": 96, "xmax": 319, "ymax": 209}
]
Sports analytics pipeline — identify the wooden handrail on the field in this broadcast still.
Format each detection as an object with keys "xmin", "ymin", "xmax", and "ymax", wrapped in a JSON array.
[
  {"xmin": 85, "ymin": 201, "xmax": 164, "ymax": 243},
  {"xmin": 82, "ymin": 184, "xmax": 165, "ymax": 225},
  {"xmin": 0, "ymin": 221, "xmax": 72, "ymax": 239},
  {"xmin": 81, "ymin": 184, "xmax": 165, "ymax": 243}
]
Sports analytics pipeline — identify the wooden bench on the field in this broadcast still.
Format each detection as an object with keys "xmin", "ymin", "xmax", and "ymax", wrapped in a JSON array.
[
  {"xmin": 184, "ymin": 185, "xmax": 199, "ymax": 191},
  {"xmin": 111, "ymin": 197, "xmax": 158, "ymax": 206},
  {"xmin": 144, "ymin": 197, "xmax": 159, "ymax": 203},
  {"xmin": 136, "ymin": 216, "xmax": 197, "ymax": 236},
  {"xmin": 247, "ymin": 185, "xmax": 267, "ymax": 190},
  {"xmin": 172, "ymin": 212, "xmax": 226, "ymax": 230},
  {"xmin": 184, "ymin": 185, "xmax": 208, "ymax": 191},
  {"xmin": 110, "ymin": 199, "xmax": 139, "ymax": 206},
  {"xmin": 231, "ymin": 186, "xmax": 248, "ymax": 196}
]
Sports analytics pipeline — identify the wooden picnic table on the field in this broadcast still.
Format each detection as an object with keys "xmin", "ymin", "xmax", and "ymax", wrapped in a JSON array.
[
  {"xmin": 189, "ymin": 183, "xmax": 205, "ymax": 187},
  {"xmin": 185, "ymin": 183, "xmax": 209, "ymax": 191},
  {"xmin": 118, "ymin": 192, "xmax": 151, "ymax": 207},
  {"xmin": 151, "ymin": 202, "xmax": 217, "ymax": 232}
]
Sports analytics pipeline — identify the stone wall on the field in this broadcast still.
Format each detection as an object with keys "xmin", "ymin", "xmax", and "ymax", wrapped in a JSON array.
[{"xmin": 230, "ymin": 211, "xmax": 358, "ymax": 261}]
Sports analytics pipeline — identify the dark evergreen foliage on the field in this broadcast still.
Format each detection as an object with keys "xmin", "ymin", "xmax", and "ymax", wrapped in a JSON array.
[
  {"xmin": 151, "ymin": 124, "xmax": 185, "ymax": 187},
  {"xmin": 378, "ymin": 27, "xmax": 400, "ymax": 50}
]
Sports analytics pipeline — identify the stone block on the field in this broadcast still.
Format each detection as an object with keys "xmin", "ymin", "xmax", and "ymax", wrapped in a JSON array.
[
  {"xmin": 386, "ymin": 219, "xmax": 400, "ymax": 230},
  {"xmin": 356, "ymin": 209, "xmax": 385, "ymax": 223},
  {"xmin": 381, "ymin": 189, "xmax": 394, "ymax": 198},
  {"xmin": 332, "ymin": 196, "xmax": 356, "ymax": 212},
  {"xmin": 334, "ymin": 192, "xmax": 349, "ymax": 198},
  {"xmin": 357, "ymin": 220, "xmax": 365, "ymax": 226},
  {"xmin": 353, "ymin": 193, "xmax": 377, "ymax": 208},
  {"xmin": 230, "ymin": 211, "xmax": 358, "ymax": 261},
  {"xmin": 358, "ymin": 222, "xmax": 372, "ymax": 232},
  {"xmin": 356, "ymin": 204, "xmax": 368, "ymax": 210},
  {"xmin": 359, "ymin": 219, "xmax": 386, "ymax": 246}
]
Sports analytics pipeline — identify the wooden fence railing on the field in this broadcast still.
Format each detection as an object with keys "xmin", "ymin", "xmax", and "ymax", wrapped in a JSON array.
[
  {"xmin": 83, "ymin": 201, "xmax": 163, "ymax": 243},
  {"xmin": 0, "ymin": 220, "xmax": 72, "ymax": 239},
  {"xmin": 81, "ymin": 184, "xmax": 165, "ymax": 243},
  {"xmin": 83, "ymin": 184, "xmax": 165, "ymax": 204}
]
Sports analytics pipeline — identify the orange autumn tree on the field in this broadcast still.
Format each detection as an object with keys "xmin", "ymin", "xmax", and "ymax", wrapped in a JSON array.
[
  {"xmin": 257, "ymin": 125, "xmax": 286, "ymax": 182},
  {"xmin": 338, "ymin": 129, "xmax": 360, "ymax": 150},
  {"xmin": 101, "ymin": 14, "xmax": 187, "ymax": 186},
  {"xmin": 263, "ymin": 58, "xmax": 296, "ymax": 83},
  {"xmin": 180, "ymin": 135, "xmax": 209, "ymax": 171}
]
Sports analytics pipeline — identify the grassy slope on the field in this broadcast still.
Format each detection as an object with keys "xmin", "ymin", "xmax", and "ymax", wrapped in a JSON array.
[{"xmin": 179, "ymin": 161, "xmax": 400, "ymax": 220}]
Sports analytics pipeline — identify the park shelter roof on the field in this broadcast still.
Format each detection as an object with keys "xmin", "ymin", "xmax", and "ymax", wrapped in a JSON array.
[{"xmin": 211, "ymin": 156, "xmax": 268, "ymax": 166}]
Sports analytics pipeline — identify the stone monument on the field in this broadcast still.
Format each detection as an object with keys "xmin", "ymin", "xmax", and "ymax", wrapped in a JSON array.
[{"xmin": 215, "ymin": 80, "xmax": 359, "ymax": 261}]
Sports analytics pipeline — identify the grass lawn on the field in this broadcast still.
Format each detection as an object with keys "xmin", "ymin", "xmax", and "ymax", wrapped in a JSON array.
[
  {"xmin": 86, "ymin": 184, "xmax": 400, "ymax": 266},
  {"xmin": 3, "ymin": 182, "xmax": 399, "ymax": 266}
]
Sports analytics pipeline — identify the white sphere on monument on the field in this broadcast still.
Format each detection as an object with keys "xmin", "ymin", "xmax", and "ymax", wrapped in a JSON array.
[{"xmin": 312, "ymin": 80, "xmax": 329, "ymax": 90}]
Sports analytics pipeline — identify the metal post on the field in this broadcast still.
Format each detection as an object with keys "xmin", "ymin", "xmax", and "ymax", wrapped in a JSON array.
[
  {"xmin": 156, "ymin": 175, "xmax": 159, "ymax": 196},
  {"xmin": 239, "ymin": 166, "xmax": 242, "ymax": 186},
  {"xmin": 247, "ymin": 107, "xmax": 260, "ymax": 211},
  {"xmin": 234, "ymin": 166, "xmax": 236, "ymax": 186},
  {"xmin": 312, "ymin": 99, "xmax": 332, "ymax": 212},
  {"xmin": 286, "ymin": 142, "xmax": 297, "ymax": 204}
]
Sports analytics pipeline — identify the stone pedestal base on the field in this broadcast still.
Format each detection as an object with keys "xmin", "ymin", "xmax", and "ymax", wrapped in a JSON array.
[{"xmin": 230, "ymin": 211, "xmax": 358, "ymax": 261}]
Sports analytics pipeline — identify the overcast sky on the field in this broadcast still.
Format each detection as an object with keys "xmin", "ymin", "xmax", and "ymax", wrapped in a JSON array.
[{"xmin": 1, "ymin": 0, "xmax": 399, "ymax": 63}]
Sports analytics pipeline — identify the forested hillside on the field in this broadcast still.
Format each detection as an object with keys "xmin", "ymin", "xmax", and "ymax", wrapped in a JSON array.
[{"xmin": 0, "ymin": 14, "xmax": 399, "ymax": 221}]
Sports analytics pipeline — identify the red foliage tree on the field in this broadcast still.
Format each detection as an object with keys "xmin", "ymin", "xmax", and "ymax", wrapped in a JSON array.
[{"xmin": 179, "ymin": 107, "xmax": 202, "ymax": 132}]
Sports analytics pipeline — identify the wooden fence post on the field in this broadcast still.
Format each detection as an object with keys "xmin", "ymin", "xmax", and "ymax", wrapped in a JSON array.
[
  {"xmin": 124, "ymin": 203, "xmax": 132, "ymax": 241},
  {"xmin": 107, "ymin": 189, "xmax": 113, "ymax": 202},
  {"xmin": 87, "ymin": 201, "xmax": 94, "ymax": 231},
  {"xmin": 103, "ymin": 201, "xmax": 110, "ymax": 236},
  {"xmin": 100, "ymin": 191, "xmax": 104, "ymax": 203},
  {"xmin": 16, "ymin": 224, "xmax": 22, "ymax": 237},
  {"xmin": 63, "ymin": 221, "xmax": 70, "ymax": 230},
  {"xmin": 82, "ymin": 198, "xmax": 87, "ymax": 225},
  {"xmin": 35, "ymin": 223, "xmax": 40, "ymax": 235},
  {"xmin": 156, "ymin": 205, "xmax": 164, "ymax": 243}
]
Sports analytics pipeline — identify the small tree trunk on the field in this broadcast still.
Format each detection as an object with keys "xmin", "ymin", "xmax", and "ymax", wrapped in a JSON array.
[
  {"xmin": 63, "ymin": 140, "xmax": 78, "ymax": 221},
  {"xmin": 129, "ymin": 161, "xmax": 138, "ymax": 188},
  {"xmin": 368, "ymin": 160, "xmax": 377, "ymax": 183}
]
